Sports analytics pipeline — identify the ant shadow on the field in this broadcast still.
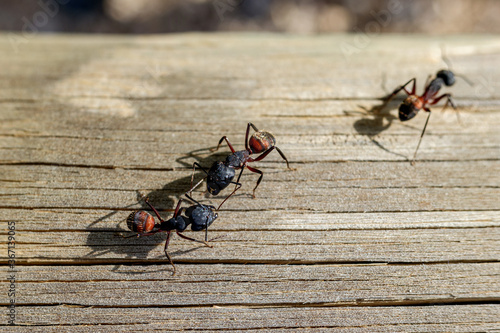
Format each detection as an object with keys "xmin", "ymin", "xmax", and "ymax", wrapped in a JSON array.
[
  {"xmin": 83, "ymin": 146, "xmax": 245, "ymax": 274},
  {"xmin": 348, "ymin": 97, "xmax": 413, "ymax": 160}
]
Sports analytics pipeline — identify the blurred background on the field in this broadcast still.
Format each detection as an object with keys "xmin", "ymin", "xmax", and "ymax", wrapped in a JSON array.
[{"xmin": 1, "ymin": 0, "xmax": 499, "ymax": 34}]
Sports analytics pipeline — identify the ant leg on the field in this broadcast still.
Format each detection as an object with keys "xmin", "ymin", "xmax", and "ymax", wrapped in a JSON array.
[
  {"xmin": 176, "ymin": 231, "xmax": 213, "ymax": 248},
  {"xmin": 169, "ymin": 198, "xmax": 186, "ymax": 218},
  {"xmin": 246, "ymin": 165, "xmax": 264, "ymax": 198},
  {"xmin": 376, "ymin": 78, "xmax": 416, "ymax": 114},
  {"xmin": 245, "ymin": 123, "xmax": 260, "ymax": 150},
  {"xmin": 247, "ymin": 147, "xmax": 284, "ymax": 196},
  {"xmin": 184, "ymin": 193, "xmax": 204, "ymax": 206},
  {"xmin": 249, "ymin": 146, "xmax": 275, "ymax": 163},
  {"xmin": 217, "ymin": 166, "xmax": 246, "ymax": 204},
  {"xmin": 211, "ymin": 136, "xmax": 236, "ymax": 153},
  {"xmin": 429, "ymin": 93, "xmax": 456, "ymax": 108},
  {"xmin": 250, "ymin": 145, "xmax": 291, "ymax": 170},
  {"xmin": 430, "ymin": 93, "xmax": 460, "ymax": 123},
  {"xmin": 249, "ymin": 123, "xmax": 259, "ymax": 132},
  {"xmin": 424, "ymin": 74, "xmax": 432, "ymax": 89},
  {"xmin": 274, "ymin": 146, "xmax": 291, "ymax": 169},
  {"xmin": 189, "ymin": 162, "xmax": 209, "ymax": 195},
  {"xmin": 217, "ymin": 181, "xmax": 242, "ymax": 210},
  {"xmin": 120, "ymin": 226, "xmax": 165, "ymax": 241},
  {"xmin": 411, "ymin": 108, "xmax": 432, "ymax": 164},
  {"xmin": 142, "ymin": 198, "xmax": 169, "ymax": 222},
  {"xmin": 121, "ymin": 230, "xmax": 161, "ymax": 238},
  {"xmin": 121, "ymin": 233, "xmax": 139, "ymax": 238},
  {"xmin": 163, "ymin": 231, "xmax": 176, "ymax": 275},
  {"xmin": 234, "ymin": 165, "xmax": 246, "ymax": 185}
]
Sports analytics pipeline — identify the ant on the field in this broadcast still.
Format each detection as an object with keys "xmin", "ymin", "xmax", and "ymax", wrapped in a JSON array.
[
  {"xmin": 190, "ymin": 123, "xmax": 290, "ymax": 206},
  {"xmin": 124, "ymin": 195, "xmax": 218, "ymax": 275},
  {"xmin": 377, "ymin": 69, "xmax": 457, "ymax": 163}
]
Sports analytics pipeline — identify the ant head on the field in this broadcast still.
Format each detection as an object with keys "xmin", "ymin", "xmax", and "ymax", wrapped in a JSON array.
[
  {"xmin": 436, "ymin": 70, "xmax": 455, "ymax": 86},
  {"xmin": 127, "ymin": 211, "xmax": 155, "ymax": 233},
  {"xmin": 207, "ymin": 184, "xmax": 222, "ymax": 195},
  {"xmin": 207, "ymin": 161, "xmax": 235, "ymax": 195},
  {"xmin": 398, "ymin": 96, "xmax": 421, "ymax": 121},
  {"xmin": 249, "ymin": 131, "xmax": 276, "ymax": 154},
  {"xmin": 189, "ymin": 205, "xmax": 218, "ymax": 231}
]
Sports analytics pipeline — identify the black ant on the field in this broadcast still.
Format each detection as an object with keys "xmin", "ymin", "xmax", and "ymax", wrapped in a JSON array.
[
  {"xmin": 190, "ymin": 123, "xmax": 290, "ymax": 206},
  {"xmin": 124, "ymin": 195, "xmax": 218, "ymax": 275},
  {"xmin": 377, "ymin": 69, "xmax": 457, "ymax": 163}
]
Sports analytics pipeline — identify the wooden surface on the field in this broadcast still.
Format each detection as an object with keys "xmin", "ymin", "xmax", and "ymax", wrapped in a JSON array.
[{"xmin": 1, "ymin": 33, "xmax": 499, "ymax": 331}]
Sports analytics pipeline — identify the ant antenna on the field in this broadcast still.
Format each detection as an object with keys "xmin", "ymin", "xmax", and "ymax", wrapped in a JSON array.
[
  {"xmin": 205, "ymin": 217, "xmax": 209, "ymax": 242},
  {"xmin": 440, "ymin": 44, "xmax": 452, "ymax": 69},
  {"xmin": 455, "ymin": 73, "xmax": 474, "ymax": 87},
  {"xmin": 441, "ymin": 44, "xmax": 473, "ymax": 86},
  {"xmin": 438, "ymin": 44, "xmax": 469, "ymax": 126},
  {"xmin": 184, "ymin": 193, "xmax": 202, "ymax": 206},
  {"xmin": 186, "ymin": 177, "xmax": 205, "ymax": 197}
]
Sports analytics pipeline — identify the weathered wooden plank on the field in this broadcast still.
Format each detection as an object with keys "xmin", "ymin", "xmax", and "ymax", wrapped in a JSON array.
[
  {"xmin": 1, "ymin": 208, "xmax": 499, "ymax": 231},
  {"xmin": 5, "ymin": 227, "xmax": 498, "ymax": 264},
  {"xmin": 1, "ymin": 100, "xmax": 499, "ymax": 165},
  {"xmin": 3, "ymin": 134, "xmax": 499, "ymax": 164},
  {"xmin": 2, "ymin": 183, "xmax": 499, "ymax": 213},
  {"xmin": 1, "ymin": 34, "xmax": 500, "ymax": 101},
  {"xmin": 1, "ymin": 161, "xmax": 499, "ymax": 212},
  {"xmin": 3, "ymin": 263, "xmax": 499, "ymax": 306},
  {"xmin": 2, "ymin": 305, "xmax": 499, "ymax": 332},
  {"xmin": 1, "ymin": 100, "xmax": 499, "ymax": 134},
  {"xmin": 2, "ymin": 159, "xmax": 499, "ymax": 191},
  {"xmin": 1, "ymin": 33, "xmax": 499, "ymax": 331}
]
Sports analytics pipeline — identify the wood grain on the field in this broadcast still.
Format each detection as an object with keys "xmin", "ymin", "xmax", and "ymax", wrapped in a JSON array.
[{"xmin": 0, "ymin": 33, "xmax": 499, "ymax": 331}]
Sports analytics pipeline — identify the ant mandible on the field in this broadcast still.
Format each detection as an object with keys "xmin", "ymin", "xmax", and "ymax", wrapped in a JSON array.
[
  {"xmin": 190, "ymin": 123, "xmax": 290, "ymax": 206},
  {"xmin": 125, "ymin": 195, "xmax": 218, "ymax": 275},
  {"xmin": 377, "ymin": 69, "xmax": 457, "ymax": 163}
]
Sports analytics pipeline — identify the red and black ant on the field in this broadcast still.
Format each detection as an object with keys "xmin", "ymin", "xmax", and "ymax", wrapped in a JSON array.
[
  {"xmin": 124, "ymin": 195, "xmax": 218, "ymax": 275},
  {"xmin": 190, "ymin": 123, "xmax": 290, "ymax": 206},
  {"xmin": 377, "ymin": 69, "xmax": 458, "ymax": 162}
]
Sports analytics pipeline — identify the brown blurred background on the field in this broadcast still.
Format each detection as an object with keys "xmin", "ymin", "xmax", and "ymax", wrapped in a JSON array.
[{"xmin": 1, "ymin": 0, "xmax": 499, "ymax": 34}]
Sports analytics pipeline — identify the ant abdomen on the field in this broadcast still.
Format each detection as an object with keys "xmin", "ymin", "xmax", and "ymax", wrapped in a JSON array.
[
  {"xmin": 249, "ymin": 131, "xmax": 276, "ymax": 154},
  {"xmin": 398, "ymin": 103, "xmax": 418, "ymax": 121},
  {"xmin": 399, "ymin": 95, "xmax": 422, "ymax": 121},
  {"xmin": 436, "ymin": 70, "xmax": 455, "ymax": 86},
  {"xmin": 127, "ymin": 210, "xmax": 155, "ymax": 233}
]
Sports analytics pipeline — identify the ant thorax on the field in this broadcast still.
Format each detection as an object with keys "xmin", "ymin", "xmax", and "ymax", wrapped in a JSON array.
[
  {"xmin": 161, "ymin": 216, "xmax": 188, "ymax": 232},
  {"xmin": 399, "ymin": 95, "xmax": 423, "ymax": 121},
  {"xmin": 226, "ymin": 150, "xmax": 250, "ymax": 168}
]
